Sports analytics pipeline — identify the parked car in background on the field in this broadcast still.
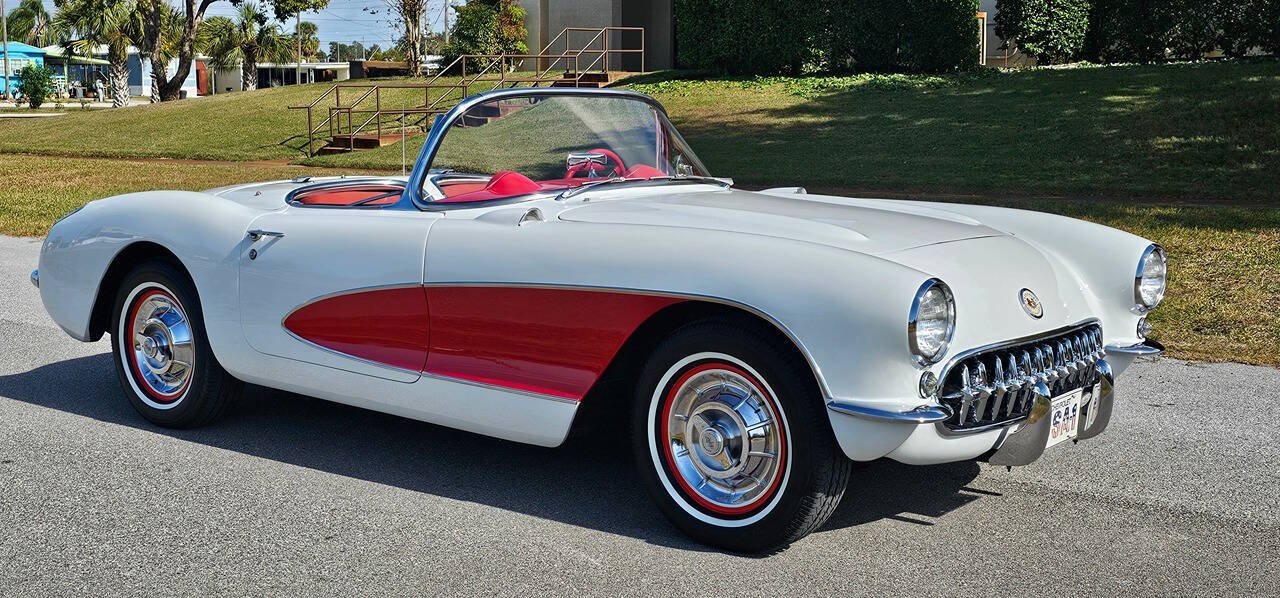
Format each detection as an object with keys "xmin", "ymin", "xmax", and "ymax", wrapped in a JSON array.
[{"xmin": 32, "ymin": 88, "xmax": 1166, "ymax": 552}]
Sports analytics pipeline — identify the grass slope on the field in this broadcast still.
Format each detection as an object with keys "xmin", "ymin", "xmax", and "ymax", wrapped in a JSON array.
[{"xmin": 310, "ymin": 60, "xmax": 1280, "ymax": 203}]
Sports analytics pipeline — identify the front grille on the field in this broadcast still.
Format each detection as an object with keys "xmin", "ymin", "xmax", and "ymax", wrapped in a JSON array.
[{"xmin": 940, "ymin": 323, "xmax": 1103, "ymax": 432}]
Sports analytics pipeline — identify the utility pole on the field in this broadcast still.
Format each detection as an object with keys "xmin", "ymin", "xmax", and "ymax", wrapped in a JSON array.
[
  {"xmin": 295, "ymin": 12, "xmax": 302, "ymax": 85},
  {"xmin": 2, "ymin": 0, "xmax": 10, "ymax": 100},
  {"xmin": 443, "ymin": 0, "xmax": 449, "ymax": 44}
]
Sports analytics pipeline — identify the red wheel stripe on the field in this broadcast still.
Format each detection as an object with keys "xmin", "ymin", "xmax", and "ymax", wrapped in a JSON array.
[
  {"xmin": 125, "ymin": 288, "xmax": 190, "ymax": 404},
  {"xmin": 659, "ymin": 361, "xmax": 788, "ymax": 516}
]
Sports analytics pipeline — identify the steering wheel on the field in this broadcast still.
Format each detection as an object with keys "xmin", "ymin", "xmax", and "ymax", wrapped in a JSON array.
[{"xmin": 566, "ymin": 148, "xmax": 626, "ymax": 179}]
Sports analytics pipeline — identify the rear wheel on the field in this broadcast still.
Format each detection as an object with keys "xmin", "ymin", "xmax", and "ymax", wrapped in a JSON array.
[
  {"xmin": 631, "ymin": 319, "xmax": 851, "ymax": 553},
  {"xmin": 111, "ymin": 260, "xmax": 241, "ymax": 428}
]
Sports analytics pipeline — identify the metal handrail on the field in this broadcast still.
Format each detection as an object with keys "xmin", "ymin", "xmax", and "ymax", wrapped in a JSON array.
[{"xmin": 292, "ymin": 26, "xmax": 646, "ymax": 155}]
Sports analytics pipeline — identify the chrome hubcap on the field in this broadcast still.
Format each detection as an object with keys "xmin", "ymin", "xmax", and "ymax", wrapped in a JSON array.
[
  {"xmin": 665, "ymin": 367, "xmax": 784, "ymax": 512},
  {"xmin": 129, "ymin": 291, "xmax": 193, "ymax": 399}
]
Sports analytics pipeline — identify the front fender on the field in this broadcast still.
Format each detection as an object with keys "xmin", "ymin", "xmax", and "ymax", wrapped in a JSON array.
[{"xmin": 38, "ymin": 190, "xmax": 263, "ymax": 359}]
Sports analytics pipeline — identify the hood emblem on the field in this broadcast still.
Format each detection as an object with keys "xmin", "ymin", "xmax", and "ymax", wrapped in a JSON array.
[{"xmin": 1020, "ymin": 288, "xmax": 1044, "ymax": 319}]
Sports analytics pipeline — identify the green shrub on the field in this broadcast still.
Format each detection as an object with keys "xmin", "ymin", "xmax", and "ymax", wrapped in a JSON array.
[
  {"xmin": 441, "ymin": 0, "xmax": 528, "ymax": 72},
  {"xmin": 17, "ymin": 64, "xmax": 54, "ymax": 109},
  {"xmin": 994, "ymin": 0, "xmax": 1091, "ymax": 64},
  {"xmin": 824, "ymin": 0, "xmax": 980, "ymax": 73},
  {"xmin": 675, "ymin": 0, "xmax": 820, "ymax": 75}
]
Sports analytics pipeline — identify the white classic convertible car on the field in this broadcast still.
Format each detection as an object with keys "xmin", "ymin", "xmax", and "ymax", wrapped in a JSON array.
[{"xmin": 33, "ymin": 88, "xmax": 1166, "ymax": 552}]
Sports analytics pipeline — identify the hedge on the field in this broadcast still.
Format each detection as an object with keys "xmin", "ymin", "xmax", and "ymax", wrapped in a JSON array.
[
  {"xmin": 674, "ymin": 0, "xmax": 821, "ymax": 75},
  {"xmin": 1082, "ymin": 0, "xmax": 1280, "ymax": 63},
  {"xmin": 676, "ymin": 0, "xmax": 979, "ymax": 74}
]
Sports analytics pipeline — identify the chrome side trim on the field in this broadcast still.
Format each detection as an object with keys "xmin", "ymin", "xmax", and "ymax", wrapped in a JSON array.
[
  {"xmin": 1105, "ymin": 339, "xmax": 1164, "ymax": 356},
  {"xmin": 30, "ymin": 269, "xmax": 38, "ymax": 289},
  {"xmin": 826, "ymin": 401, "xmax": 952, "ymax": 424},
  {"xmin": 418, "ymin": 370, "xmax": 581, "ymax": 405}
]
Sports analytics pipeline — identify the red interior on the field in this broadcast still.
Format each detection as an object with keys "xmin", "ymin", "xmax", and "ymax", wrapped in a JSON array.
[
  {"xmin": 293, "ymin": 184, "xmax": 403, "ymax": 207},
  {"xmin": 435, "ymin": 165, "xmax": 671, "ymax": 204},
  {"xmin": 292, "ymin": 163, "xmax": 674, "ymax": 208}
]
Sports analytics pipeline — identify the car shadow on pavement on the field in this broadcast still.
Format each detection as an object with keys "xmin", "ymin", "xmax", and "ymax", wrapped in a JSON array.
[{"xmin": 1, "ymin": 353, "xmax": 984, "ymax": 553}]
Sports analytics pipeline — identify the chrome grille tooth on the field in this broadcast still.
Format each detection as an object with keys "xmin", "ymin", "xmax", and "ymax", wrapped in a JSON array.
[
  {"xmin": 1005, "ymin": 353, "xmax": 1023, "ymax": 415},
  {"xmin": 972, "ymin": 361, "xmax": 991, "ymax": 423},
  {"xmin": 957, "ymin": 364, "xmax": 973, "ymax": 424},
  {"xmin": 989, "ymin": 356, "xmax": 1007, "ymax": 421}
]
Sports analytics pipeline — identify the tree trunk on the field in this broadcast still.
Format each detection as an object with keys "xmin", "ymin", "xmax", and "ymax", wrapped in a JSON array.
[
  {"xmin": 108, "ymin": 44, "xmax": 130, "ymax": 108},
  {"xmin": 149, "ymin": 58, "xmax": 163, "ymax": 103},
  {"xmin": 242, "ymin": 59, "xmax": 256, "ymax": 92},
  {"xmin": 157, "ymin": 0, "xmax": 211, "ymax": 101},
  {"xmin": 402, "ymin": 2, "xmax": 423, "ymax": 77}
]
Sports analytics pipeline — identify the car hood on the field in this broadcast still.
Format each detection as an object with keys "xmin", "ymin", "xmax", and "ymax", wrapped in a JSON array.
[{"xmin": 557, "ymin": 187, "xmax": 1006, "ymax": 255}]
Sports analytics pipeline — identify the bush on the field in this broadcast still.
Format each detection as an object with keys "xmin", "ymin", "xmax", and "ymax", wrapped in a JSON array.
[
  {"xmin": 825, "ymin": 0, "xmax": 980, "ymax": 73},
  {"xmin": 17, "ymin": 64, "xmax": 54, "ymax": 109},
  {"xmin": 441, "ymin": 0, "xmax": 527, "ymax": 73},
  {"xmin": 994, "ymin": 0, "xmax": 1091, "ymax": 64},
  {"xmin": 675, "ymin": 0, "xmax": 820, "ymax": 75},
  {"xmin": 1083, "ymin": 0, "xmax": 1279, "ymax": 63}
]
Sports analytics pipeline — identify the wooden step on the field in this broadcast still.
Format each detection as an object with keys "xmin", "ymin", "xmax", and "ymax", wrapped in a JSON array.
[{"xmin": 324, "ymin": 132, "xmax": 418, "ymax": 151}]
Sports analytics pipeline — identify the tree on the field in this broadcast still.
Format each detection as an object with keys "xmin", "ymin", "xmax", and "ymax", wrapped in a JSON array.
[
  {"xmin": 16, "ymin": 63, "xmax": 54, "ymax": 108},
  {"xmin": 54, "ymin": 0, "xmax": 143, "ymax": 107},
  {"xmin": 441, "ymin": 0, "xmax": 526, "ymax": 71},
  {"xmin": 384, "ymin": 0, "xmax": 425, "ymax": 75},
  {"xmin": 138, "ymin": 0, "xmax": 186, "ymax": 102},
  {"xmin": 267, "ymin": 0, "xmax": 328, "ymax": 85},
  {"xmin": 6, "ymin": 0, "xmax": 62, "ymax": 46},
  {"xmin": 200, "ymin": 2, "xmax": 292, "ymax": 91},
  {"xmin": 994, "ymin": 0, "xmax": 1091, "ymax": 64},
  {"xmin": 292, "ymin": 19, "xmax": 320, "ymax": 60}
]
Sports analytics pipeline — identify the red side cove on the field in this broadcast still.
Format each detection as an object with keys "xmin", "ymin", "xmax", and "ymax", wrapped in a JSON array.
[
  {"xmin": 424, "ymin": 287, "xmax": 681, "ymax": 399},
  {"xmin": 283, "ymin": 287, "xmax": 430, "ymax": 372},
  {"xmin": 284, "ymin": 286, "xmax": 679, "ymax": 400}
]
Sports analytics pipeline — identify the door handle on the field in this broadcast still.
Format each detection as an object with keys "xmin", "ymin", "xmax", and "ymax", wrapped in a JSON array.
[{"xmin": 247, "ymin": 229, "xmax": 285, "ymax": 241}]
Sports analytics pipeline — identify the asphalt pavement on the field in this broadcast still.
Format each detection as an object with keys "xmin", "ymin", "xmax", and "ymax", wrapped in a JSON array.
[{"xmin": 1, "ymin": 234, "xmax": 1277, "ymax": 596}]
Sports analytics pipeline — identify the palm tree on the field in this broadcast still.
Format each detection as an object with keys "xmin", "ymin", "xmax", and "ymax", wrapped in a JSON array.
[
  {"xmin": 137, "ymin": 0, "xmax": 184, "ymax": 103},
  {"xmin": 201, "ymin": 3, "xmax": 292, "ymax": 92},
  {"xmin": 6, "ymin": 0, "xmax": 62, "ymax": 46},
  {"xmin": 53, "ymin": 0, "xmax": 143, "ymax": 108}
]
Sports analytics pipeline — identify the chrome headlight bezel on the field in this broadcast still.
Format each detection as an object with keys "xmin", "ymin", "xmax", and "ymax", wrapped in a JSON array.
[
  {"xmin": 1134, "ymin": 244, "xmax": 1167, "ymax": 310},
  {"xmin": 908, "ymin": 278, "xmax": 956, "ymax": 366}
]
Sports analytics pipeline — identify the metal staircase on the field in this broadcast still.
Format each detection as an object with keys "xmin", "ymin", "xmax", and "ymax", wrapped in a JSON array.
[{"xmin": 290, "ymin": 26, "xmax": 645, "ymax": 156}]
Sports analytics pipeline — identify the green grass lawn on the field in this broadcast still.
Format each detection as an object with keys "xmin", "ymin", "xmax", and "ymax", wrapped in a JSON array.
[
  {"xmin": 0, "ymin": 81, "xmax": 455, "ymax": 160},
  {"xmin": 309, "ymin": 60, "xmax": 1280, "ymax": 203},
  {"xmin": 0, "ymin": 155, "xmax": 352, "ymax": 236}
]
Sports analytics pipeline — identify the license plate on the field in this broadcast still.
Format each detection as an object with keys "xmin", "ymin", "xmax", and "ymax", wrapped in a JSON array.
[{"xmin": 1046, "ymin": 388, "xmax": 1083, "ymax": 449}]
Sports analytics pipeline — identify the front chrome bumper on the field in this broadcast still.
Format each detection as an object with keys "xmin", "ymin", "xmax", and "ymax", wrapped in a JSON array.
[
  {"xmin": 987, "ymin": 358, "xmax": 1115, "ymax": 466},
  {"xmin": 30, "ymin": 269, "xmax": 39, "ymax": 289}
]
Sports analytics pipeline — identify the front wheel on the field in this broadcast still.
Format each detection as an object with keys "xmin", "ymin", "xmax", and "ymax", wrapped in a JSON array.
[
  {"xmin": 631, "ymin": 320, "xmax": 851, "ymax": 553},
  {"xmin": 111, "ymin": 260, "xmax": 241, "ymax": 428}
]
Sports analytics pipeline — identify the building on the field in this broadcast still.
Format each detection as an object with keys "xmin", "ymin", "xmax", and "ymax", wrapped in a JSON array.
[
  {"xmin": 255, "ymin": 61, "xmax": 352, "ymax": 88},
  {"xmin": 1, "ymin": 41, "xmax": 46, "ymax": 96},
  {"xmin": 517, "ymin": 0, "xmax": 671, "ymax": 71}
]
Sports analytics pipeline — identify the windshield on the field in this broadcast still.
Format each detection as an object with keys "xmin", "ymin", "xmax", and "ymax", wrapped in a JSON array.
[{"xmin": 423, "ymin": 93, "xmax": 712, "ymax": 203}]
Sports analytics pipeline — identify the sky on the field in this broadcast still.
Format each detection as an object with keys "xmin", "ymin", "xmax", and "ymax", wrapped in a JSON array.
[{"xmin": 33, "ymin": 0, "xmax": 457, "ymax": 52}]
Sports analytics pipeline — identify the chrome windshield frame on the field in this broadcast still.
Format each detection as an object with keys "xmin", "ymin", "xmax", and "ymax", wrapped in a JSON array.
[{"xmin": 403, "ymin": 87, "xmax": 688, "ymax": 210}]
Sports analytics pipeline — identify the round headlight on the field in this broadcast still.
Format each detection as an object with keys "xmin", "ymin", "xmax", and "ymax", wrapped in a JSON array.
[
  {"xmin": 1135, "ymin": 245, "xmax": 1167, "ymax": 309},
  {"xmin": 908, "ymin": 279, "xmax": 955, "ymax": 365}
]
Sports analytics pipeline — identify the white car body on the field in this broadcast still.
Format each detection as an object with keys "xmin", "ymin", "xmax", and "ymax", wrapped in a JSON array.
[{"xmin": 34, "ymin": 88, "xmax": 1162, "ymax": 470}]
